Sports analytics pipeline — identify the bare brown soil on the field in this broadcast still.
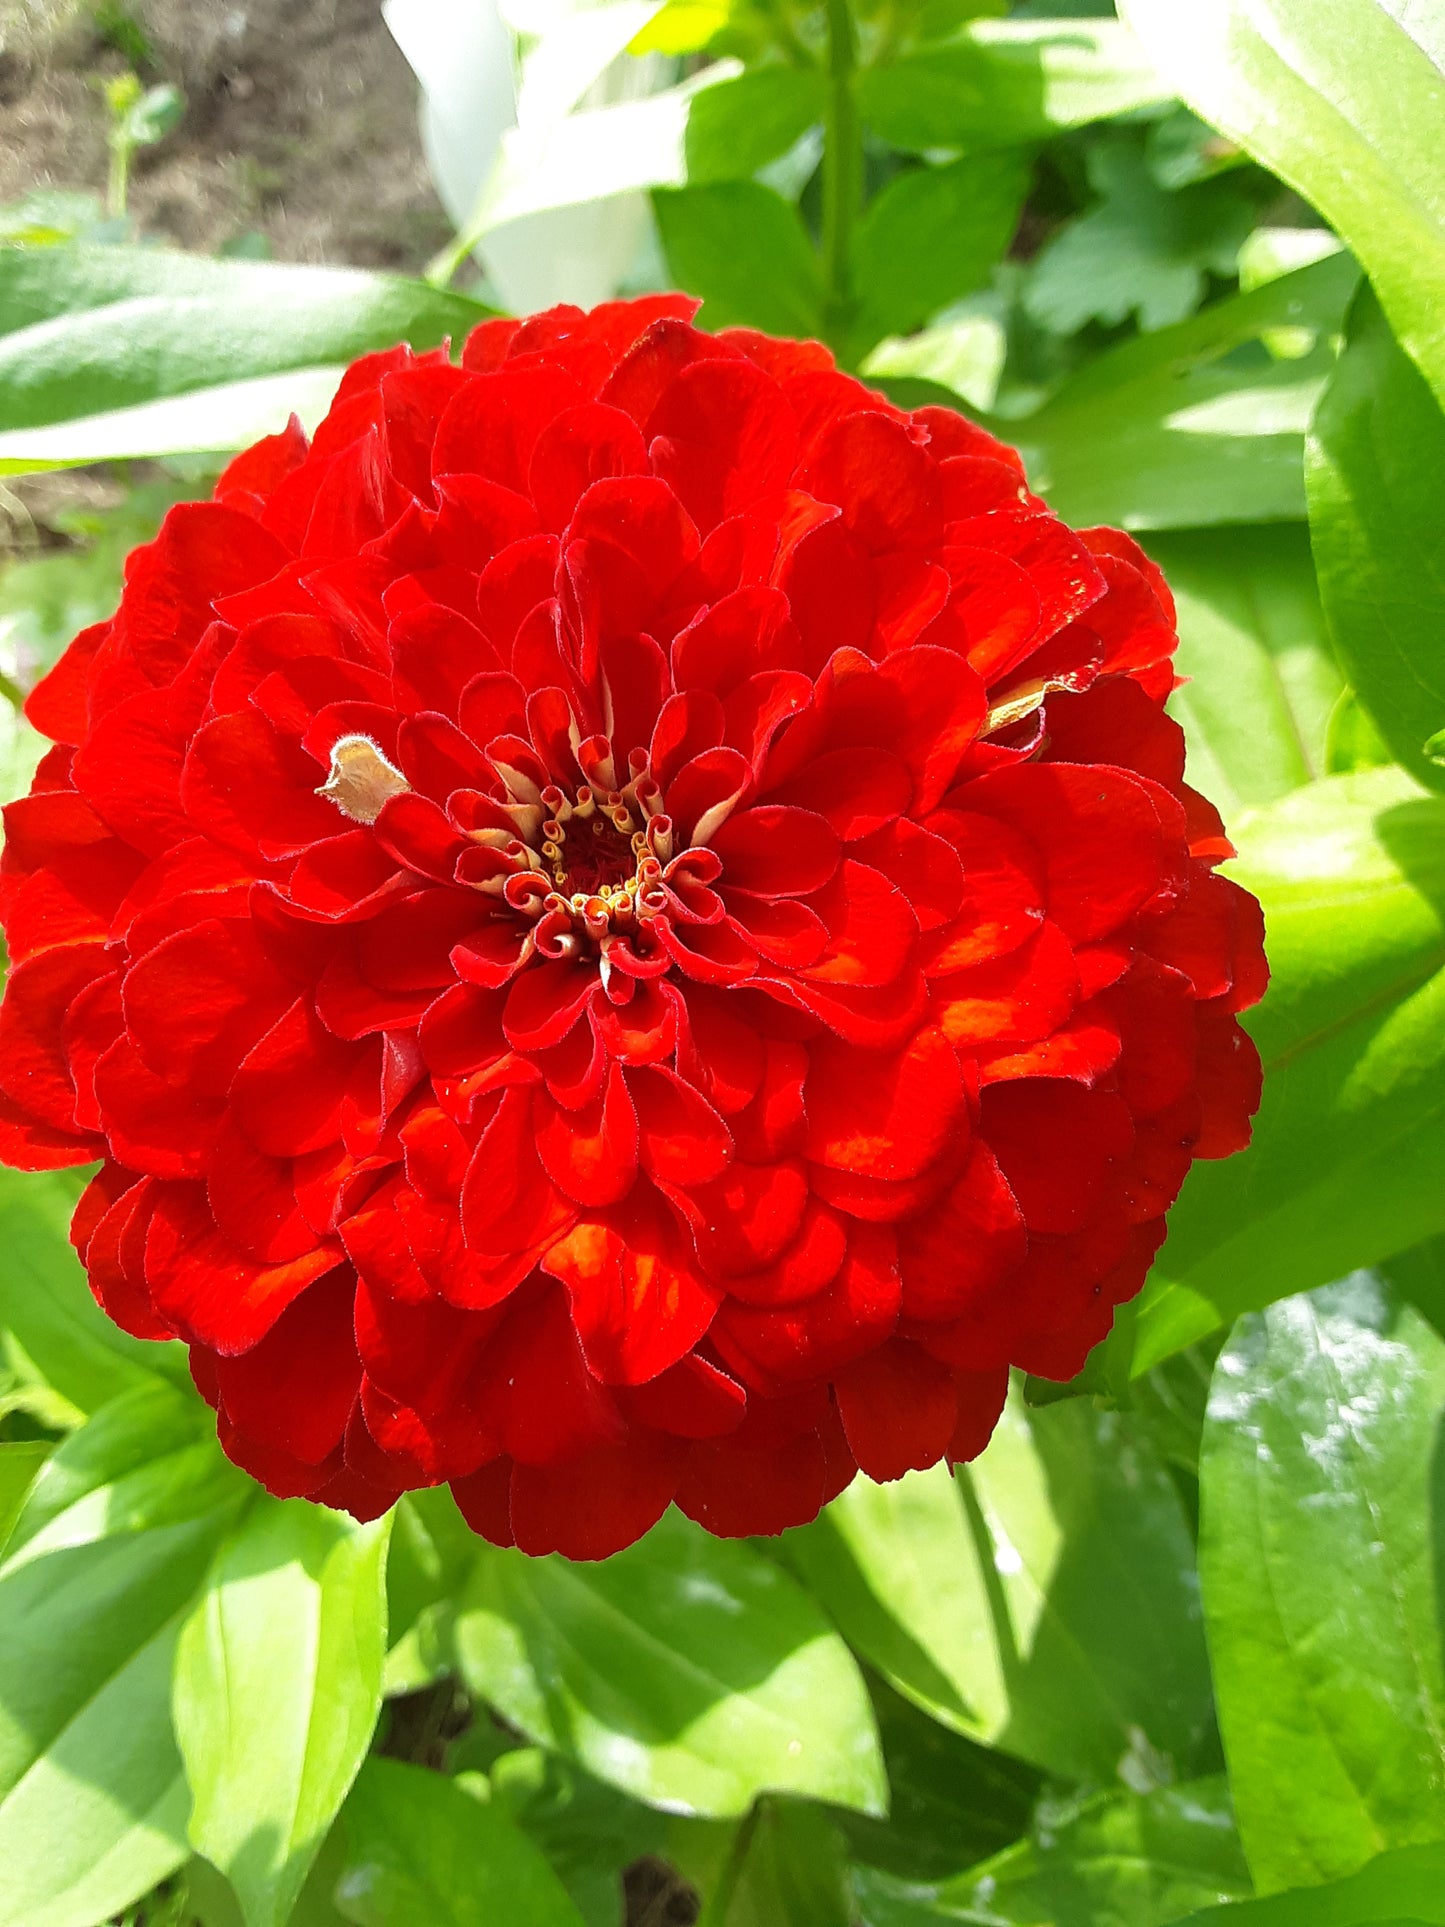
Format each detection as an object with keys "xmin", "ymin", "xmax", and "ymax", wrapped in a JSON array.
[{"xmin": 0, "ymin": 0, "xmax": 450, "ymax": 268}]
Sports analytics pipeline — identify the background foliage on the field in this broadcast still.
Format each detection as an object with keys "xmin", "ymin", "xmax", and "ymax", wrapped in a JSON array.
[{"xmin": 2, "ymin": 0, "xmax": 1444, "ymax": 1922}]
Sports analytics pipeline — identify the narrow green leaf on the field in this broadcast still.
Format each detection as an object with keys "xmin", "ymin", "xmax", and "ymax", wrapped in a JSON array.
[
  {"xmin": 334, "ymin": 1757, "xmax": 584, "ymax": 1927},
  {"xmin": 0, "ymin": 1442, "xmax": 48, "ymax": 1557},
  {"xmin": 0, "ymin": 1165, "xmax": 188, "ymax": 1412},
  {"xmin": 1008, "ymin": 252, "xmax": 1360, "ymax": 529},
  {"xmin": 846, "ymin": 153, "xmax": 1030, "ymax": 364},
  {"xmin": 854, "ymin": 1776, "xmax": 1252, "ymax": 1926},
  {"xmin": 1170, "ymin": 1841, "xmax": 1445, "ymax": 1924},
  {"xmin": 653, "ymin": 182, "xmax": 825, "ymax": 338},
  {"xmin": 1135, "ymin": 767, "xmax": 1445, "ymax": 1370},
  {"xmin": 1147, "ymin": 523, "xmax": 1343, "ymax": 818},
  {"xmin": 452, "ymin": 1509, "xmax": 886, "ymax": 1819},
  {"xmin": 0, "ymin": 1395, "xmax": 244, "ymax": 1927},
  {"xmin": 785, "ymin": 1389, "xmax": 1214, "ymax": 1785},
  {"xmin": 1202, "ymin": 1271, "xmax": 1445, "ymax": 1888},
  {"xmin": 684, "ymin": 66, "xmax": 826, "ymax": 183},
  {"xmin": 175, "ymin": 1501, "xmax": 392, "ymax": 1927},
  {"xmin": 860, "ymin": 18, "xmax": 1170, "ymax": 154},
  {"xmin": 1199, "ymin": 1278, "xmax": 1445, "ymax": 1892},
  {"xmin": 1119, "ymin": 0, "xmax": 1445, "ymax": 410},
  {"xmin": 1308, "ymin": 287, "xmax": 1445, "ymax": 793}
]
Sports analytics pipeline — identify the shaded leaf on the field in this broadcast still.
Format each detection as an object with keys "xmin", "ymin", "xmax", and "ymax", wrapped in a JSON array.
[
  {"xmin": 685, "ymin": 66, "xmax": 826, "ymax": 183},
  {"xmin": 653, "ymin": 181, "xmax": 826, "ymax": 336},
  {"xmin": 1308, "ymin": 286, "xmax": 1445, "ymax": 793},
  {"xmin": 1169, "ymin": 1841, "xmax": 1445, "ymax": 1924},
  {"xmin": 334, "ymin": 1757, "xmax": 584, "ymax": 1927},
  {"xmin": 860, "ymin": 18, "xmax": 1169, "ymax": 154}
]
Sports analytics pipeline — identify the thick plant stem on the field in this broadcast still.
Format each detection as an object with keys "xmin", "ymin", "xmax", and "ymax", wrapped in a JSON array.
[{"xmin": 820, "ymin": 0, "xmax": 861, "ymax": 347}]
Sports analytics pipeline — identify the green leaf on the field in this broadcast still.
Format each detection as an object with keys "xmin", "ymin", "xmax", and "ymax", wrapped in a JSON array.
[
  {"xmin": 1169, "ymin": 1842, "xmax": 1445, "ymax": 1925},
  {"xmin": 1143, "ymin": 524, "xmax": 1343, "ymax": 820},
  {"xmin": 840, "ymin": 1676, "xmax": 1041, "ymax": 1884},
  {"xmin": 1308, "ymin": 287, "xmax": 1445, "ymax": 793},
  {"xmin": 784, "ymin": 1389, "xmax": 1214, "ymax": 1785},
  {"xmin": 1133, "ymin": 766, "xmax": 1445, "ymax": 1371},
  {"xmin": 0, "ymin": 246, "xmax": 486, "ymax": 472},
  {"xmin": 175, "ymin": 1501, "xmax": 392, "ymax": 1927},
  {"xmin": 0, "ymin": 1393, "xmax": 244, "ymax": 1927},
  {"xmin": 487, "ymin": 1747, "xmax": 665, "ymax": 1927},
  {"xmin": 1008, "ymin": 251, "xmax": 1360, "ymax": 529},
  {"xmin": 1025, "ymin": 132, "xmax": 1258, "ymax": 335},
  {"xmin": 854, "ymin": 1776, "xmax": 1253, "ymax": 1926},
  {"xmin": 0, "ymin": 1165, "xmax": 189, "ymax": 1412},
  {"xmin": 1118, "ymin": 0, "xmax": 1445, "ymax": 411},
  {"xmin": 1199, "ymin": 1277, "xmax": 1445, "ymax": 1892},
  {"xmin": 334, "ymin": 1757, "xmax": 584, "ymax": 1927},
  {"xmin": 684, "ymin": 66, "xmax": 827, "ymax": 183},
  {"xmin": 860, "ymin": 18, "xmax": 1170, "ymax": 155},
  {"xmin": 675, "ymin": 1798, "xmax": 852, "ymax": 1927},
  {"xmin": 846, "ymin": 153, "xmax": 1030, "ymax": 364},
  {"xmin": 653, "ymin": 182, "xmax": 825, "ymax": 337},
  {"xmin": 1381, "ymin": 1234, "xmax": 1445, "ymax": 1343},
  {"xmin": 383, "ymin": 1487, "xmax": 476, "ymax": 1698},
  {"xmin": 452, "ymin": 1509, "xmax": 886, "ymax": 1819},
  {"xmin": 4, "ymin": 1379, "xmax": 241, "ymax": 1568},
  {"xmin": 0, "ymin": 1442, "xmax": 48, "ymax": 1555}
]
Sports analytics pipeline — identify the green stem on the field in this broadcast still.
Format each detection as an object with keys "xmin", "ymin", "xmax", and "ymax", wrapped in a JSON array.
[
  {"xmin": 0, "ymin": 669, "xmax": 26, "ymax": 712},
  {"xmin": 107, "ymin": 136, "xmax": 132, "ymax": 221},
  {"xmin": 820, "ymin": 0, "xmax": 861, "ymax": 345},
  {"xmin": 697, "ymin": 1801, "xmax": 762, "ymax": 1927}
]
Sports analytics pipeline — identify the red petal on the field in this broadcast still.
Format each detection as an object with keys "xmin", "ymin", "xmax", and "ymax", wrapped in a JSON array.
[
  {"xmin": 145, "ymin": 1181, "xmax": 342, "ymax": 1351},
  {"xmin": 982, "ymin": 1079, "xmax": 1134, "ymax": 1234},
  {"xmin": 835, "ymin": 1339, "xmax": 959, "ymax": 1482},
  {"xmin": 806, "ymin": 1025, "xmax": 964, "ymax": 1181}
]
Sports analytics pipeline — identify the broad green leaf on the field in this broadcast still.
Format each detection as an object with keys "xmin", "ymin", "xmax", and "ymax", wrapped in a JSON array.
[
  {"xmin": 1199, "ymin": 1278, "xmax": 1445, "ymax": 1892},
  {"xmin": 684, "ymin": 66, "xmax": 827, "ymax": 183},
  {"xmin": 1144, "ymin": 523, "xmax": 1343, "ymax": 819},
  {"xmin": 4, "ymin": 1379, "xmax": 241, "ymax": 1569},
  {"xmin": 452, "ymin": 1508, "xmax": 886, "ymax": 1819},
  {"xmin": 784, "ymin": 1390, "xmax": 1214, "ymax": 1785},
  {"xmin": 846, "ymin": 153, "xmax": 1030, "ymax": 364},
  {"xmin": 0, "ymin": 368, "xmax": 345, "ymax": 476},
  {"xmin": 0, "ymin": 1441, "xmax": 48, "ymax": 1555},
  {"xmin": 862, "ymin": 313, "xmax": 1008, "ymax": 413},
  {"xmin": 0, "ymin": 1165, "xmax": 188, "ymax": 1412},
  {"xmin": 1324, "ymin": 690, "xmax": 1393, "ymax": 778},
  {"xmin": 175, "ymin": 1501, "xmax": 391, "ymax": 1927},
  {"xmin": 1170, "ymin": 1842, "xmax": 1445, "ymax": 1925},
  {"xmin": 854, "ymin": 1776, "xmax": 1252, "ymax": 1925},
  {"xmin": 1118, "ymin": 0, "xmax": 1445, "ymax": 410},
  {"xmin": 487, "ymin": 1746, "xmax": 665, "ymax": 1927},
  {"xmin": 673, "ymin": 1798, "xmax": 852, "ymax": 1927},
  {"xmin": 859, "ymin": 18, "xmax": 1169, "ymax": 154},
  {"xmin": 334, "ymin": 1757, "xmax": 584, "ymax": 1927},
  {"xmin": 1308, "ymin": 288, "xmax": 1445, "ymax": 793},
  {"xmin": 1134, "ymin": 767, "xmax": 1445, "ymax": 1370},
  {"xmin": 0, "ymin": 246, "xmax": 484, "ymax": 435},
  {"xmin": 1009, "ymin": 252, "xmax": 1360, "ymax": 529},
  {"xmin": 0, "ymin": 1394, "xmax": 244, "ymax": 1927},
  {"xmin": 1382, "ymin": 1234, "xmax": 1445, "ymax": 1343},
  {"xmin": 653, "ymin": 182, "xmax": 825, "ymax": 337},
  {"xmin": 840, "ymin": 1676, "xmax": 1040, "ymax": 1885},
  {"xmin": 1024, "ymin": 132, "xmax": 1258, "ymax": 335}
]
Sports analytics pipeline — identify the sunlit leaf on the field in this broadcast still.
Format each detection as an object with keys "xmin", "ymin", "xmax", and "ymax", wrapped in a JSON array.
[{"xmin": 1199, "ymin": 1277, "xmax": 1445, "ymax": 1889}]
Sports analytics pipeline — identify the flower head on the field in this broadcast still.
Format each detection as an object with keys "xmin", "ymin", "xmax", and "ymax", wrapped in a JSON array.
[{"xmin": 0, "ymin": 298, "xmax": 1265, "ymax": 1557}]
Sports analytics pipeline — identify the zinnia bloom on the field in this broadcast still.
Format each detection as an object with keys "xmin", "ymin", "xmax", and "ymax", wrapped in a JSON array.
[{"xmin": 0, "ymin": 298, "xmax": 1265, "ymax": 1557}]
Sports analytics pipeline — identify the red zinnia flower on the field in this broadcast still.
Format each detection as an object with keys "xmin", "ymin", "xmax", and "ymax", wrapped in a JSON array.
[{"xmin": 0, "ymin": 298, "xmax": 1265, "ymax": 1558}]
